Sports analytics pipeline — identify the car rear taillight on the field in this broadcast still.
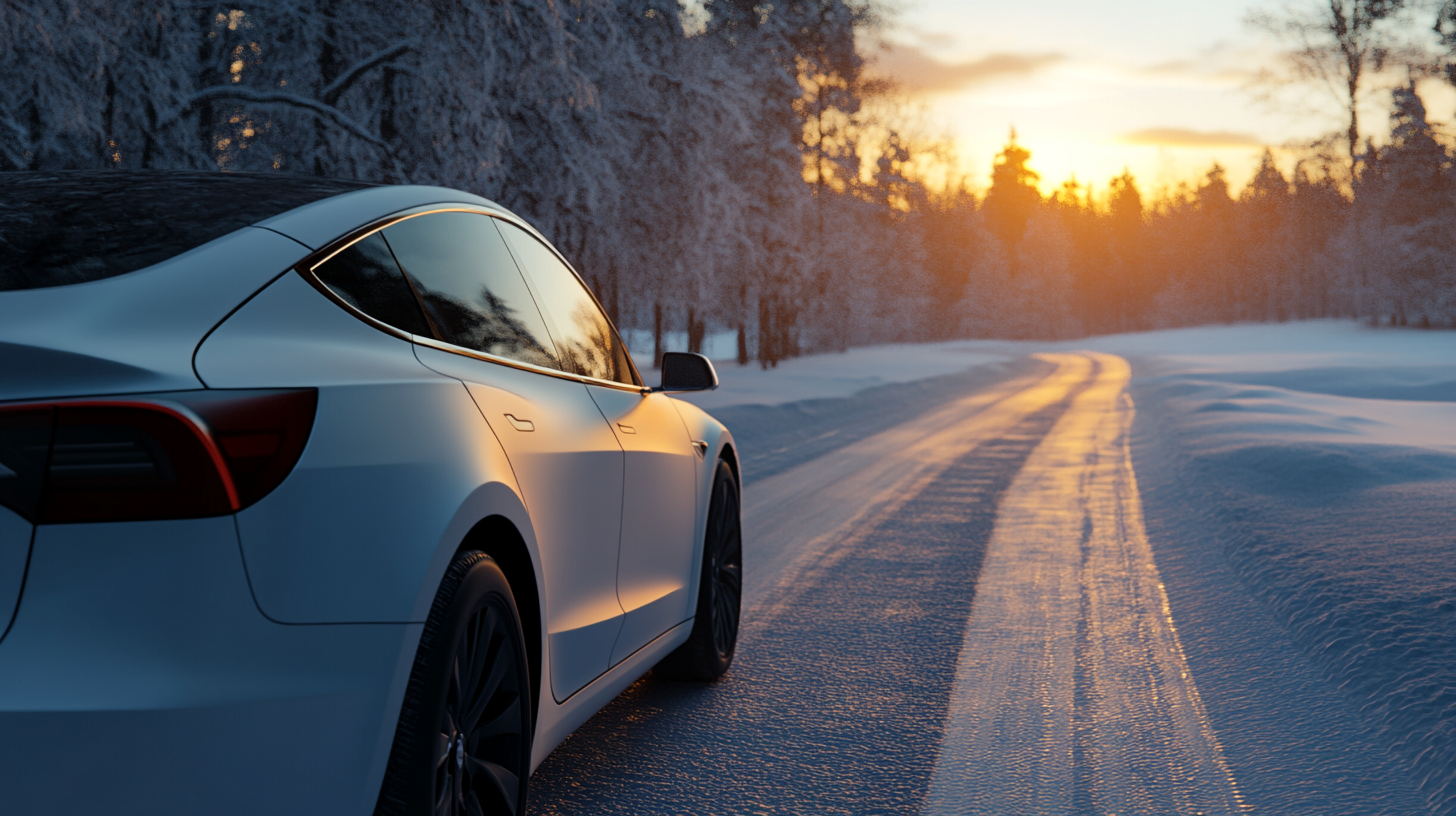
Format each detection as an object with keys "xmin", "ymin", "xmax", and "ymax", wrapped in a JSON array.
[
  {"xmin": 0, "ymin": 390, "xmax": 316, "ymax": 524},
  {"xmin": 0, "ymin": 408, "xmax": 52, "ymax": 520},
  {"xmin": 42, "ymin": 402, "xmax": 237, "ymax": 523},
  {"xmin": 173, "ymin": 389, "xmax": 318, "ymax": 510}
]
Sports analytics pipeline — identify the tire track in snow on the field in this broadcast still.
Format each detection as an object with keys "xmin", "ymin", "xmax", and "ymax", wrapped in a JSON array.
[
  {"xmin": 739, "ymin": 353, "xmax": 1093, "ymax": 620},
  {"xmin": 924, "ymin": 352, "xmax": 1247, "ymax": 816}
]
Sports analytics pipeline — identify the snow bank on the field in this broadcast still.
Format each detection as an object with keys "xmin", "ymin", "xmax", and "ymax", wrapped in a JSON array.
[
  {"xmin": 659, "ymin": 342, "xmax": 1010, "ymax": 410},
  {"xmin": 1073, "ymin": 318, "xmax": 1456, "ymax": 367},
  {"xmin": 1107, "ymin": 320, "xmax": 1456, "ymax": 814}
]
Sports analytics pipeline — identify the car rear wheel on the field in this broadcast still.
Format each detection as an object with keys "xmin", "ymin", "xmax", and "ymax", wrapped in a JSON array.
[
  {"xmin": 376, "ymin": 552, "xmax": 532, "ymax": 816},
  {"xmin": 656, "ymin": 459, "xmax": 742, "ymax": 681}
]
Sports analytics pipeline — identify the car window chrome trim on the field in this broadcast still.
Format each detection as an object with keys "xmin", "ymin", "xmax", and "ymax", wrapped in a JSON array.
[
  {"xmin": 409, "ymin": 335, "xmax": 645, "ymax": 392},
  {"xmin": 577, "ymin": 370, "xmax": 651, "ymax": 393},
  {"xmin": 294, "ymin": 203, "xmax": 647, "ymax": 393}
]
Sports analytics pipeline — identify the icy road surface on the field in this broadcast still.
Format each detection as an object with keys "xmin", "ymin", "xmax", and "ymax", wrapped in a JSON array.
[
  {"xmin": 530, "ymin": 350, "xmax": 1410, "ymax": 815},
  {"xmin": 921, "ymin": 353, "xmax": 1243, "ymax": 814}
]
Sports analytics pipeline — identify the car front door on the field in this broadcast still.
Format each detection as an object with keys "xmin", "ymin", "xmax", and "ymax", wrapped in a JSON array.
[
  {"xmin": 379, "ymin": 211, "xmax": 626, "ymax": 702},
  {"xmin": 496, "ymin": 223, "xmax": 701, "ymax": 667},
  {"xmin": 586, "ymin": 387, "xmax": 699, "ymax": 665}
]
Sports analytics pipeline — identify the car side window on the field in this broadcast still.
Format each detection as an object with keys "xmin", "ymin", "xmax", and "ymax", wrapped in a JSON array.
[
  {"xmin": 497, "ymin": 222, "xmax": 636, "ymax": 386},
  {"xmin": 381, "ymin": 212, "xmax": 560, "ymax": 371},
  {"xmin": 311, "ymin": 232, "xmax": 432, "ymax": 337}
]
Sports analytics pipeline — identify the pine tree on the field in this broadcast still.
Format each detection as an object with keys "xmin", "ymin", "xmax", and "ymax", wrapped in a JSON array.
[
  {"xmin": 1380, "ymin": 81, "xmax": 1451, "ymax": 225},
  {"xmin": 982, "ymin": 129, "xmax": 1041, "ymax": 255},
  {"xmin": 1242, "ymin": 149, "xmax": 1292, "ymax": 209},
  {"xmin": 1105, "ymin": 170, "xmax": 1145, "ymax": 330},
  {"xmin": 1333, "ymin": 82, "xmax": 1456, "ymax": 326},
  {"xmin": 1238, "ymin": 150, "xmax": 1292, "ymax": 320}
]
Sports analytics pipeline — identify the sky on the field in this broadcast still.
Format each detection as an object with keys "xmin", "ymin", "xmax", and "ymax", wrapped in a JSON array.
[{"xmin": 866, "ymin": 0, "xmax": 1456, "ymax": 199}]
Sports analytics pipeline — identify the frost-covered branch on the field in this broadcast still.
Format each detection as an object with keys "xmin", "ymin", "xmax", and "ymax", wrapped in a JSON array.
[
  {"xmin": 321, "ymin": 39, "xmax": 417, "ymax": 106},
  {"xmin": 161, "ymin": 86, "xmax": 384, "ymax": 146}
]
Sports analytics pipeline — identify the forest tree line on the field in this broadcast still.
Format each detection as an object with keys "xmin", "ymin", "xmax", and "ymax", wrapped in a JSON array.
[
  {"xmin": 3, "ymin": 0, "xmax": 1456, "ymax": 368},
  {"xmin": 935, "ymin": 78, "xmax": 1456, "ymax": 340}
]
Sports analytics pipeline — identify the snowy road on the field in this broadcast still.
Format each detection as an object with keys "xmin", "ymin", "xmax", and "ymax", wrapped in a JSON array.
[
  {"xmin": 524, "ymin": 352, "xmax": 1242, "ymax": 814},
  {"xmin": 923, "ymin": 353, "xmax": 1244, "ymax": 815},
  {"xmin": 525, "ymin": 342, "xmax": 1439, "ymax": 814}
]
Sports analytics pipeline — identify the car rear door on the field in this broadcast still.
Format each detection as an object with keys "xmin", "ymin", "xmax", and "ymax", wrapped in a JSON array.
[
  {"xmin": 496, "ymin": 223, "xmax": 700, "ymax": 667},
  {"xmin": 379, "ymin": 211, "xmax": 627, "ymax": 703}
]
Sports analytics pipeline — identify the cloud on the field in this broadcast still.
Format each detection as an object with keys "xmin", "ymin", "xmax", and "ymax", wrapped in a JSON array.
[
  {"xmin": 1120, "ymin": 127, "xmax": 1264, "ymax": 148},
  {"xmin": 869, "ymin": 43, "xmax": 1062, "ymax": 93},
  {"xmin": 1144, "ymin": 60, "xmax": 1196, "ymax": 75},
  {"xmin": 1137, "ymin": 54, "xmax": 1256, "ymax": 86},
  {"xmin": 898, "ymin": 25, "xmax": 957, "ymax": 50}
]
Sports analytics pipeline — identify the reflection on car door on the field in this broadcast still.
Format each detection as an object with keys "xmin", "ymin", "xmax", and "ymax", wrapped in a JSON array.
[
  {"xmin": 587, "ymin": 388, "xmax": 699, "ymax": 665},
  {"xmin": 381, "ymin": 212, "xmax": 626, "ymax": 702},
  {"xmin": 497, "ymin": 222, "xmax": 700, "ymax": 665}
]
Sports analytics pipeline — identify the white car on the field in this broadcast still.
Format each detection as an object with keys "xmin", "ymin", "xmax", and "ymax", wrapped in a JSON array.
[{"xmin": 0, "ymin": 172, "xmax": 742, "ymax": 816}]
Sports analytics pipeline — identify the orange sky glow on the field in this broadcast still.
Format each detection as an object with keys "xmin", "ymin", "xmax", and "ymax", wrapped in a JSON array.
[{"xmin": 866, "ymin": 0, "xmax": 1456, "ymax": 201}]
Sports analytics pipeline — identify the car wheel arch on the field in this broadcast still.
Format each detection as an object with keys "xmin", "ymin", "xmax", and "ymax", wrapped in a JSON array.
[
  {"xmin": 718, "ymin": 443, "xmax": 741, "ymax": 493},
  {"xmin": 414, "ymin": 481, "xmax": 545, "ymax": 734},
  {"xmin": 454, "ymin": 513, "xmax": 542, "ymax": 735}
]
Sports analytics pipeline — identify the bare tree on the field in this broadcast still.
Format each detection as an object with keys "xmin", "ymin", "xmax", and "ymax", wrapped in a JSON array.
[{"xmin": 1247, "ymin": 0, "xmax": 1424, "ymax": 169}]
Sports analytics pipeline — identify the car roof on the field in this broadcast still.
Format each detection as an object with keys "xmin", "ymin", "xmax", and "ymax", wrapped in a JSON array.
[
  {"xmin": 0, "ymin": 171, "xmax": 378, "ymax": 292},
  {"xmin": 255, "ymin": 184, "xmax": 516, "ymax": 251}
]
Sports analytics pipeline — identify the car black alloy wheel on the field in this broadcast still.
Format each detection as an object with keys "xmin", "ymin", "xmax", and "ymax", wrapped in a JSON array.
[
  {"xmin": 707, "ymin": 464, "xmax": 743, "ymax": 661},
  {"xmin": 376, "ymin": 552, "xmax": 532, "ymax": 816},
  {"xmin": 435, "ymin": 601, "xmax": 526, "ymax": 814},
  {"xmin": 657, "ymin": 459, "xmax": 742, "ymax": 680}
]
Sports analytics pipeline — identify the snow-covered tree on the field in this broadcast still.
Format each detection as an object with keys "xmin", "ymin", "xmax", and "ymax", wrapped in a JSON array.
[{"xmin": 1332, "ymin": 82, "xmax": 1456, "ymax": 325}]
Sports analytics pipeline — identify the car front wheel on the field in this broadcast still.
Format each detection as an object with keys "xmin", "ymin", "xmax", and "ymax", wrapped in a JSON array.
[{"xmin": 656, "ymin": 459, "xmax": 742, "ymax": 681}]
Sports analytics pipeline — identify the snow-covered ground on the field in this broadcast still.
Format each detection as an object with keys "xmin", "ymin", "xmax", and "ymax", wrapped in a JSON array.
[
  {"xmin": 655, "ymin": 342, "xmax": 1010, "ymax": 410},
  {"xmin": 671, "ymin": 319, "xmax": 1454, "ymax": 414},
  {"xmin": 669, "ymin": 319, "xmax": 1456, "ymax": 813},
  {"xmin": 1082, "ymin": 320, "xmax": 1456, "ymax": 457},
  {"xmin": 1105, "ymin": 322, "xmax": 1456, "ymax": 814}
]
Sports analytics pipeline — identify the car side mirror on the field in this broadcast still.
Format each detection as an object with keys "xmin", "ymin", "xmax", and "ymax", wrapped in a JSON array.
[{"xmin": 659, "ymin": 352, "xmax": 719, "ymax": 393}]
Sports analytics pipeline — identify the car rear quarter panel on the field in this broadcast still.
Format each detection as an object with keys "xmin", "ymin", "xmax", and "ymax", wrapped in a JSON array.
[
  {"xmin": 0, "ymin": 515, "xmax": 416, "ymax": 816},
  {"xmin": 195, "ymin": 270, "xmax": 536, "ymax": 626},
  {"xmin": 0, "ymin": 507, "xmax": 30, "ymax": 642}
]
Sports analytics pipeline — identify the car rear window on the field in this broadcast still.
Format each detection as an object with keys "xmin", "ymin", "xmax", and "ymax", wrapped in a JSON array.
[{"xmin": 0, "ymin": 170, "xmax": 376, "ymax": 291}]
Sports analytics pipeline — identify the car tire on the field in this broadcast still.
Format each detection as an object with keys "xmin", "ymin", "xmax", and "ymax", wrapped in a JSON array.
[
  {"xmin": 375, "ymin": 551, "xmax": 533, "ymax": 816},
  {"xmin": 656, "ymin": 459, "xmax": 742, "ymax": 681}
]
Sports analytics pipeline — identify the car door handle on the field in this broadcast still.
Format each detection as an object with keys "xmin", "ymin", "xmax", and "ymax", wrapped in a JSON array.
[
  {"xmin": 504, "ymin": 414, "xmax": 534, "ymax": 432},
  {"xmin": 616, "ymin": 423, "xmax": 637, "ymax": 434}
]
